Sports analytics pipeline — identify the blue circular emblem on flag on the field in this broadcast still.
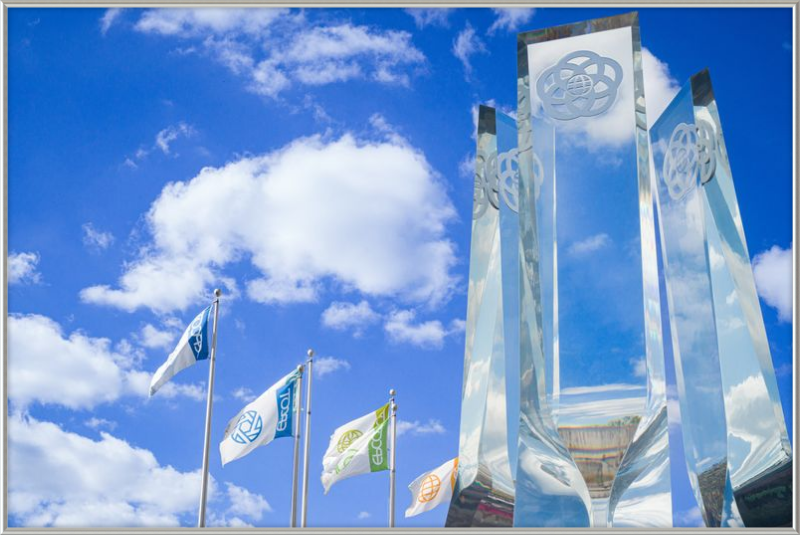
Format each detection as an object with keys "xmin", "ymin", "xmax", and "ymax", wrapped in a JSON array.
[{"xmin": 231, "ymin": 410, "xmax": 263, "ymax": 444}]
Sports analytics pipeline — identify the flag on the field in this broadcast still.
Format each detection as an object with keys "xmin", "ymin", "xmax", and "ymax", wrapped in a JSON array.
[
  {"xmin": 405, "ymin": 458, "xmax": 458, "ymax": 518},
  {"xmin": 149, "ymin": 306, "xmax": 212, "ymax": 396},
  {"xmin": 219, "ymin": 368, "xmax": 301, "ymax": 465},
  {"xmin": 321, "ymin": 403, "xmax": 390, "ymax": 494}
]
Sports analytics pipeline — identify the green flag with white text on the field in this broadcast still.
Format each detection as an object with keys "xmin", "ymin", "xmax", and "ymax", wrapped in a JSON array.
[{"xmin": 321, "ymin": 403, "xmax": 390, "ymax": 493}]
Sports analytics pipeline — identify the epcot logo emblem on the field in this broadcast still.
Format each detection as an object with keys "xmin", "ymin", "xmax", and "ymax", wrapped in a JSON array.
[
  {"xmin": 537, "ymin": 50, "xmax": 623, "ymax": 121},
  {"xmin": 231, "ymin": 410, "xmax": 263, "ymax": 444},
  {"xmin": 662, "ymin": 121, "xmax": 717, "ymax": 201}
]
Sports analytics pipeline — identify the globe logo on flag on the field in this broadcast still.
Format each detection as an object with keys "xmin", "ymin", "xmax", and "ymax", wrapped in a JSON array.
[
  {"xmin": 537, "ymin": 50, "xmax": 623, "ymax": 121},
  {"xmin": 231, "ymin": 410, "xmax": 263, "ymax": 444},
  {"xmin": 418, "ymin": 474, "xmax": 441, "ymax": 503},
  {"xmin": 337, "ymin": 429, "xmax": 363, "ymax": 453}
]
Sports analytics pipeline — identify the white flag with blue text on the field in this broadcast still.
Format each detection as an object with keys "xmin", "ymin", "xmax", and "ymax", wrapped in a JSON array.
[
  {"xmin": 149, "ymin": 306, "xmax": 212, "ymax": 397},
  {"xmin": 219, "ymin": 368, "xmax": 301, "ymax": 466}
]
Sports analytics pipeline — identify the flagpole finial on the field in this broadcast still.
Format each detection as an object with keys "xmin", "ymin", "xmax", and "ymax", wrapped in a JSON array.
[
  {"xmin": 389, "ymin": 388, "xmax": 396, "ymax": 398},
  {"xmin": 307, "ymin": 348, "xmax": 314, "ymax": 359},
  {"xmin": 214, "ymin": 288, "xmax": 222, "ymax": 298}
]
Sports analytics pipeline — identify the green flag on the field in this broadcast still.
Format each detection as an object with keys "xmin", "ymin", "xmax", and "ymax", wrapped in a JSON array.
[{"xmin": 321, "ymin": 403, "xmax": 390, "ymax": 493}]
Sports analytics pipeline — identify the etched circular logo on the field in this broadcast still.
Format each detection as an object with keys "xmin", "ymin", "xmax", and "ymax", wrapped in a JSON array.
[
  {"xmin": 662, "ymin": 123, "xmax": 699, "ymax": 201},
  {"xmin": 696, "ymin": 119, "xmax": 717, "ymax": 184},
  {"xmin": 418, "ymin": 474, "xmax": 441, "ymax": 503},
  {"xmin": 473, "ymin": 149, "xmax": 499, "ymax": 219},
  {"xmin": 231, "ymin": 410, "xmax": 263, "ymax": 444},
  {"xmin": 497, "ymin": 148, "xmax": 520, "ymax": 213},
  {"xmin": 537, "ymin": 50, "xmax": 623, "ymax": 121},
  {"xmin": 337, "ymin": 429, "xmax": 363, "ymax": 453},
  {"xmin": 566, "ymin": 73, "xmax": 593, "ymax": 96}
]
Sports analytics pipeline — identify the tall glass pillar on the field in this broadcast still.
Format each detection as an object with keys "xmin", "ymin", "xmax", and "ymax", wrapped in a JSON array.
[
  {"xmin": 651, "ymin": 69, "xmax": 792, "ymax": 527},
  {"xmin": 516, "ymin": 12, "xmax": 671, "ymax": 527},
  {"xmin": 446, "ymin": 106, "xmax": 517, "ymax": 527}
]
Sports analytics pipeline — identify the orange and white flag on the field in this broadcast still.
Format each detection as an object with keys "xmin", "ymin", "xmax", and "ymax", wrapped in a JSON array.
[{"xmin": 404, "ymin": 457, "xmax": 458, "ymax": 518}]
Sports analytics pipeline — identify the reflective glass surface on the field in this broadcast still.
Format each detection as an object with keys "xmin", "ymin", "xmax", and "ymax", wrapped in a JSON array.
[
  {"xmin": 652, "ymin": 70, "xmax": 792, "ymax": 527},
  {"xmin": 446, "ymin": 106, "xmax": 516, "ymax": 527},
  {"xmin": 516, "ymin": 12, "xmax": 671, "ymax": 527}
]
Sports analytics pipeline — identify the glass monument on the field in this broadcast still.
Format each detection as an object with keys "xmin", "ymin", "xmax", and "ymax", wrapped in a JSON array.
[
  {"xmin": 516, "ymin": 12, "xmax": 672, "ymax": 527},
  {"xmin": 651, "ymin": 69, "xmax": 793, "ymax": 528}
]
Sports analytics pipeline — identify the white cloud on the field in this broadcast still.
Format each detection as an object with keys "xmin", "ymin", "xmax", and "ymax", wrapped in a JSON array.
[
  {"xmin": 134, "ymin": 11, "xmax": 425, "ymax": 98},
  {"xmin": 7, "ymin": 314, "xmax": 202, "ymax": 410},
  {"xmin": 100, "ymin": 8, "xmax": 123, "ymax": 35},
  {"xmin": 752, "ymin": 244, "xmax": 792, "ymax": 323},
  {"xmin": 396, "ymin": 419, "xmax": 446, "ymax": 437},
  {"xmin": 224, "ymin": 482, "xmax": 272, "ymax": 520},
  {"xmin": 82, "ymin": 133, "xmax": 457, "ymax": 314},
  {"xmin": 137, "ymin": 323, "xmax": 178, "ymax": 350},
  {"xmin": 630, "ymin": 356, "xmax": 647, "ymax": 378},
  {"xmin": 357, "ymin": 511, "xmax": 371, "ymax": 520},
  {"xmin": 488, "ymin": 8, "xmax": 535, "ymax": 34},
  {"xmin": 134, "ymin": 8, "xmax": 288, "ymax": 37},
  {"xmin": 84, "ymin": 417, "xmax": 117, "ymax": 431},
  {"xmin": 405, "ymin": 8, "xmax": 453, "ymax": 29},
  {"xmin": 384, "ymin": 309, "xmax": 461, "ymax": 349},
  {"xmin": 560, "ymin": 383, "xmax": 644, "ymax": 396},
  {"xmin": 8, "ymin": 414, "xmax": 267, "ymax": 527},
  {"xmin": 674, "ymin": 505, "xmax": 703, "ymax": 527},
  {"xmin": 8, "ymin": 251, "xmax": 41, "ymax": 285},
  {"xmin": 9, "ymin": 414, "xmax": 213, "ymax": 526},
  {"xmin": 567, "ymin": 233, "xmax": 610, "ymax": 255},
  {"xmin": 155, "ymin": 122, "xmax": 195, "ymax": 155},
  {"xmin": 642, "ymin": 48, "xmax": 681, "ymax": 128},
  {"xmin": 313, "ymin": 356, "xmax": 351, "ymax": 379},
  {"xmin": 321, "ymin": 300, "xmax": 380, "ymax": 336},
  {"xmin": 458, "ymin": 151, "xmax": 474, "ymax": 179},
  {"xmin": 82, "ymin": 223, "xmax": 115, "ymax": 252},
  {"xmin": 452, "ymin": 23, "xmax": 486, "ymax": 79},
  {"xmin": 232, "ymin": 387, "xmax": 256, "ymax": 403},
  {"xmin": 557, "ymin": 396, "xmax": 645, "ymax": 426}
]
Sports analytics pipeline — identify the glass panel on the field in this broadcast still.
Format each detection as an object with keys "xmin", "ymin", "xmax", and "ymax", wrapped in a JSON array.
[
  {"xmin": 653, "ymin": 69, "xmax": 792, "ymax": 527},
  {"xmin": 446, "ymin": 105, "xmax": 515, "ymax": 527},
  {"xmin": 516, "ymin": 12, "xmax": 671, "ymax": 527}
]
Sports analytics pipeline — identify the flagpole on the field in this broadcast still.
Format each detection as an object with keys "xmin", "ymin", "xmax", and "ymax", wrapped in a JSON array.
[
  {"xmin": 389, "ymin": 389, "xmax": 397, "ymax": 528},
  {"xmin": 300, "ymin": 349, "xmax": 314, "ymax": 527},
  {"xmin": 198, "ymin": 288, "xmax": 222, "ymax": 528},
  {"xmin": 290, "ymin": 364, "xmax": 304, "ymax": 527}
]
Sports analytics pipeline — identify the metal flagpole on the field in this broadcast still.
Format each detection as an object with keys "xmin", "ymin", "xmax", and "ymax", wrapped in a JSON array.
[
  {"xmin": 300, "ymin": 349, "xmax": 314, "ymax": 527},
  {"xmin": 290, "ymin": 364, "xmax": 304, "ymax": 527},
  {"xmin": 198, "ymin": 288, "xmax": 222, "ymax": 528},
  {"xmin": 389, "ymin": 389, "xmax": 397, "ymax": 528}
]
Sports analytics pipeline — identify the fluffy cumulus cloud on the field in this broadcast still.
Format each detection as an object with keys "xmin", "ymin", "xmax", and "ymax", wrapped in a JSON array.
[
  {"xmin": 752, "ymin": 244, "xmax": 792, "ymax": 322},
  {"xmin": 313, "ymin": 356, "xmax": 351, "ymax": 378},
  {"xmin": 488, "ymin": 8, "xmax": 535, "ymax": 34},
  {"xmin": 396, "ymin": 419, "xmax": 446, "ymax": 437},
  {"xmin": 7, "ymin": 314, "xmax": 202, "ymax": 410},
  {"xmin": 8, "ymin": 251, "xmax": 41, "ymax": 285},
  {"xmin": 128, "ymin": 9, "xmax": 426, "ymax": 97},
  {"xmin": 384, "ymin": 310, "xmax": 462, "ymax": 349},
  {"xmin": 452, "ymin": 23, "xmax": 486, "ymax": 79},
  {"xmin": 321, "ymin": 300, "xmax": 380, "ymax": 336},
  {"xmin": 100, "ymin": 8, "xmax": 122, "ymax": 35},
  {"xmin": 8, "ymin": 414, "xmax": 270, "ymax": 527},
  {"xmin": 81, "ymin": 132, "xmax": 457, "ymax": 314}
]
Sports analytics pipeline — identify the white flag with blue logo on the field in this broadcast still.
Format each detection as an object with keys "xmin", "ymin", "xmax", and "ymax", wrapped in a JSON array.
[
  {"xmin": 219, "ymin": 368, "xmax": 300, "ymax": 466},
  {"xmin": 149, "ymin": 306, "xmax": 212, "ymax": 397}
]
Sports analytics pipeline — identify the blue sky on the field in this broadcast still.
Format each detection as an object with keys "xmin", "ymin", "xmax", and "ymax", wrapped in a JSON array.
[{"xmin": 6, "ymin": 6, "xmax": 793, "ymax": 528}]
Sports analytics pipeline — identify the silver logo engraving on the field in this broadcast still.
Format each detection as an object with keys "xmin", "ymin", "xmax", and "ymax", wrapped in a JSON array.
[{"xmin": 537, "ymin": 50, "xmax": 623, "ymax": 121}]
